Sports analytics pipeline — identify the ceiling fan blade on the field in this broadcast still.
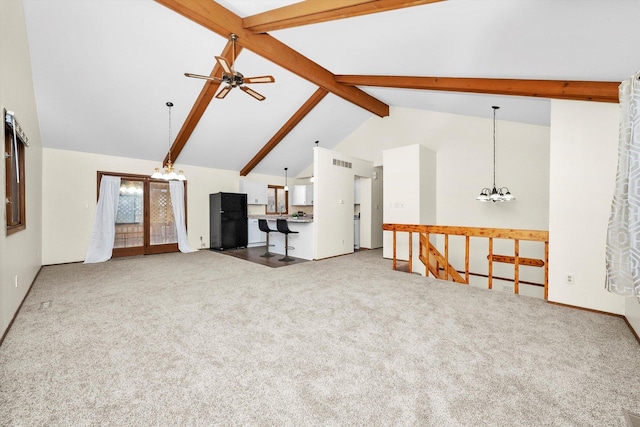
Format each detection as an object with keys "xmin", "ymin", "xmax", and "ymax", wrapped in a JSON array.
[
  {"xmin": 184, "ymin": 72, "xmax": 223, "ymax": 82},
  {"xmin": 240, "ymin": 85, "xmax": 266, "ymax": 101},
  {"xmin": 216, "ymin": 85, "xmax": 232, "ymax": 99},
  {"xmin": 243, "ymin": 75, "xmax": 275, "ymax": 84},
  {"xmin": 215, "ymin": 56, "xmax": 232, "ymax": 74}
]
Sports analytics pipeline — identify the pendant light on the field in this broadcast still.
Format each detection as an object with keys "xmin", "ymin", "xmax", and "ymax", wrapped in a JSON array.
[
  {"xmin": 476, "ymin": 106, "xmax": 514, "ymax": 202},
  {"xmin": 284, "ymin": 167, "xmax": 289, "ymax": 191},
  {"xmin": 310, "ymin": 140, "xmax": 318, "ymax": 183},
  {"xmin": 151, "ymin": 102, "xmax": 186, "ymax": 181}
]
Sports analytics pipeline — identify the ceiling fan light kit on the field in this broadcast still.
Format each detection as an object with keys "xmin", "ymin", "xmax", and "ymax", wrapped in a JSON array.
[
  {"xmin": 151, "ymin": 102, "xmax": 186, "ymax": 181},
  {"xmin": 184, "ymin": 33, "xmax": 275, "ymax": 101},
  {"xmin": 476, "ymin": 106, "xmax": 514, "ymax": 203}
]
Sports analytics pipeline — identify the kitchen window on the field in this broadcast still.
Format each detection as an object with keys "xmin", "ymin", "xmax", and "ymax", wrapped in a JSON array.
[{"xmin": 266, "ymin": 185, "xmax": 288, "ymax": 215}]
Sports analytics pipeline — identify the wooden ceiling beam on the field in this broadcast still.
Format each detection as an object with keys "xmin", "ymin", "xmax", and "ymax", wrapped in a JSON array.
[
  {"xmin": 155, "ymin": 0, "xmax": 389, "ymax": 118},
  {"xmin": 240, "ymin": 88, "xmax": 329, "ymax": 176},
  {"xmin": 163, "ymin": 41, "xmax": 241, "ymax": 166},
  {"xmin": 243, "ymin": 0, "xmax": 443, "ymax": 33},
  {"xmin": 334, "ymin": 75, "xmax": 620, "ymax": 103}
]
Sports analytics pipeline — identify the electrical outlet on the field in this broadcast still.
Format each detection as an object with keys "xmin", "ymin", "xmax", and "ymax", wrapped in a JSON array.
[{"xmin": 566, "ymin": 274, "xmax": 574, "ymax": 284}]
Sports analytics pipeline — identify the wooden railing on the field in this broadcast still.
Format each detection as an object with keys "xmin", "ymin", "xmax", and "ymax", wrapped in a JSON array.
[{"xmin": 382, "ymin": 224, "xmax": 550, "ymax": 299}]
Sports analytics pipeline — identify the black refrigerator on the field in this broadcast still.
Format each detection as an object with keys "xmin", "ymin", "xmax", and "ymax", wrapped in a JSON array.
[{"xmin": 210, "ymin": 192, "xmax": 248, "ymax": 250}]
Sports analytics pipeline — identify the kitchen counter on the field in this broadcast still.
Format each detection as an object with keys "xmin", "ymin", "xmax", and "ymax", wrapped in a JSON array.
[
  {"xmin": 248, "ymin": 215, "xmax": 313, "ymax": 223},
  {"xmin": 247, "ymin": 216, "xmax": 314, "ymax": 259}
]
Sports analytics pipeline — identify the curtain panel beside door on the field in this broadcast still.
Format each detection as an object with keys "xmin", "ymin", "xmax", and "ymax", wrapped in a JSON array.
[
  {"xmin": 606, "ymin": 71, "xmax": 640, "ymax": 301},
  {"xmin": 84, "ymin": 176, "xmax": 121, "ymax": 263},
  {"xmin": 85, "ymin": 172, "xmax": 193, "ymax": 263}
]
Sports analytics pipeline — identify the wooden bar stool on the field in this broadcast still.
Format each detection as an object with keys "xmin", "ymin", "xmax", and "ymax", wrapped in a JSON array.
[
  {"xmin": 258, "ymin": 219, "xmax": 276, "ymax": 258},
  {"xmin": 276, "ymin": 219, "xmax": 298, "ymax": 262}
]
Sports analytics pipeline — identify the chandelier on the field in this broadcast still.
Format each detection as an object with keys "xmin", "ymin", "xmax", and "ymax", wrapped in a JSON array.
[
  {"xmin": 151, "ymin": 102, "xmax": 186, "ymax": 181},
  {"xmin": 476, "ymin": 106, "xmax": 514, "ymax": 202}
]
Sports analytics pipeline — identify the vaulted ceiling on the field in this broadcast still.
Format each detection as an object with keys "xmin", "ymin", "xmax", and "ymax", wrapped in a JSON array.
[{"xmin": 22, "ymin": 0, "xmax": 638, "ymax": 178}]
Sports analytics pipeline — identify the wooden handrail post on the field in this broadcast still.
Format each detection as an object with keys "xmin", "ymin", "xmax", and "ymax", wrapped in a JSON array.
[
  {"xmin": 488, "ymin": 237, "xmax": 493, "ymax": 290},
  {"xmin": 465, "ymin": 236, "xmax": 470, "ymax": 284},
  {"xmin": 544, "ymin": 241, "xmax": 549, "ymax": 300},
  {"xmin": 408, "ymin": 232, "xmax": 413, "ymax": 274},
  {"xmin": 392, "ymin": 230, "xmax": 397, "ymax": 270},
  {"xmin": 425, "ymin": 232, "xmax": 430, "ymax": 277},
  {"xmin": 514, "ymin": 239, "xmax": 520, "ymax": 294},
  {"xmin": 444, "ymin": 234, "xmax": 449, "ymax": 280}
]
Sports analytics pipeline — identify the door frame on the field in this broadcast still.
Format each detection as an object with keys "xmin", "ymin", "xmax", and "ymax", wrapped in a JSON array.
[{"xmin": 97, "ymin": 171, "xmax": 188, "ymax": 257}]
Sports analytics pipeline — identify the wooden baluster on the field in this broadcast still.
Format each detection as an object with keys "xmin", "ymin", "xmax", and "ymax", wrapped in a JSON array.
[
  {"xmin": 444, "ymin": 234, "xmax": 449, "ymax": 280},
  {"xmin": 465, "ymin": 236, "xmax": 470, "ymax": 284},
  {"xmin": 425, "ymin": 232, "xmax": 430, "ymax": 277},
  {"xmin": 514, "ymin": 239, "xmax": 520, "ymax": 294},
  {"xmin": 408, "ymin": 232, "xmax": 413, "ymax": 274},
  {"xmin": 488, "ymin": 237, "xmax": 493, "ymax": 289},
  {"xmin": 392, "ymin": 230, "xmax": 397, "ymax": 270},
  {"xmin": 544, "ymin": 240, "xmax": 549, "ymax": 300}
]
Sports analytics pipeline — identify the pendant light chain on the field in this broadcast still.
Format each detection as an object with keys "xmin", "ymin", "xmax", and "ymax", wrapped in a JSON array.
[
  {"xmin": 150, "ymin": 102, "xmax": 185, "ymax": 181},
  {"xmin": 476, "ymin": 105, "xmax": 514, "ymax": 202},
  {"xmin": 167, "ymin": 101, "xmax": 172, "ymax": 166},
  {"xmin": 493, "ymin": 105, "xmax": 496, "ymax": 188}
]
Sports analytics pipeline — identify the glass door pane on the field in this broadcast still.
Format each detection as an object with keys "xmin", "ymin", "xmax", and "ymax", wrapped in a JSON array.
[
  {"xmin": 114, "ymin": 180, "xmax": 144, "ymax": 249},
  {"xmin": 149, "ymin": 181, "xmax": 177, "ymax": 246},
  {"xmin": 267, "ymin": 187, "xmax": 276, "ymax": 214},
  {"xmin": 277, "ymin": 188, "xmax": 287, "ymax": 214}
]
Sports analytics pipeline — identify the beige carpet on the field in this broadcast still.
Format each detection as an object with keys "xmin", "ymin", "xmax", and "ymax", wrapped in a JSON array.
[{"xmin": 1, "ymin": 249, "xmax": 639, "ymax": 426}]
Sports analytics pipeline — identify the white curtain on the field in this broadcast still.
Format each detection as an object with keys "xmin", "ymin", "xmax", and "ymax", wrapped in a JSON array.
[
  {"xmin": 84, "ymin": 176, "xmax": 121, "ymax": 263},
  {"xmin": 606, "ymin": 71, "xmax": 640, "ymax": 300},
  {"xmin": 170, "ymin": 181, "xmax": 196, "ymax": 253}
]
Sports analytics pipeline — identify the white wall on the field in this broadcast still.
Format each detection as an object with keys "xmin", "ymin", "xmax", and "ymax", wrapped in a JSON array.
[
  {"xmin": 0, "ymin": 0, "xmax": 43, "ymax": 338},
  {"xmin": 42, "ymin": 148, "xmax": 250, "ymax": 264},
  {"xmin": 548, "ymin": 100, "xmax": 625, "ymax": 314},
  {"xmin": 382, "ymin": 144, "xmax": 437, "ymax": 264},
  {"xmin": 313, "ymin": 147, "xmax": 373, "ymax": 259},
  {"xmin": 334, "ymin": 107, "xmax": 460, "ymax": 166}
]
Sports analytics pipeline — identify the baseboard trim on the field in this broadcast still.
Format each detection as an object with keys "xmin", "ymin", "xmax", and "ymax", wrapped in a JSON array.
[
  {"xmin": 547, "ymin": 300, "xmax": 640, "ymax": 346},
  {"xmin": 0, "ymin": 265, "xmax": 43, "ymax": 347},
  {"xmin": 623, "ymin": 316, "xmax": 640, "ymax": 346}
]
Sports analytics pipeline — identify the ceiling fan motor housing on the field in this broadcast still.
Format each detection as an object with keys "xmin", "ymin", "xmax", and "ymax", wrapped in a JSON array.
[{"xmin": 222, "ymin": 71, "xmax": 244, "ymax": 87}]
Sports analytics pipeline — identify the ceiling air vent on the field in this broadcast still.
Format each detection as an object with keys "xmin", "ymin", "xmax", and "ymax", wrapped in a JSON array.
[{"xmin": 332, "ymin": 158, "xmax": 352, "ymax": 169}]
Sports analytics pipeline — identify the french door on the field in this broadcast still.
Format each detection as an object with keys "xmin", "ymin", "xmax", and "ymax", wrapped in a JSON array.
[{"xmin": 98, "ymin": 172, "xmax": 184, "ymax": 257}]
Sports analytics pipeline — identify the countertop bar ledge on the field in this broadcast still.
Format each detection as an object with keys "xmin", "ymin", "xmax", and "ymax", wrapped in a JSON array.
[{"xmin": 248, "ymin": 215, "xmax": 313, "ymax": 223}]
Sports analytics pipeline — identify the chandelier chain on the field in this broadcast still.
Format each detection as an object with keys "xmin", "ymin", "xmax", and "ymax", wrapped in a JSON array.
[
  {"xmin": 475, "ymin": 105, "xmax": 514, "ymax": 202},
  {"xmin": 493, "ymin": 105, "xmax": 496, "ymax": 187},
  {"xmin": 167, "ymin": 102, "xmax": 172, "ymax": 165}
]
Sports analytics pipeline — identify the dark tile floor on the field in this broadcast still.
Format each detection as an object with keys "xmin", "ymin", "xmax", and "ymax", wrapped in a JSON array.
[{"xmin": 212, "ymin": 246, "xmax": 308, "ymax": 268}]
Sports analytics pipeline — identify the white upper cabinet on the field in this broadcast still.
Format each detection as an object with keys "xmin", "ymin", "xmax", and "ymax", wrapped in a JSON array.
[
  {"xmin": 354, "ymin": 178, "xmax": 361, "ymax": 204},
  {"xmin": 291, "ymin": 184, "xmax": 314, "ymax": 206},
  {"xmin": 239, "ymin": 180, "xmax": 268, "ymax": 205}
]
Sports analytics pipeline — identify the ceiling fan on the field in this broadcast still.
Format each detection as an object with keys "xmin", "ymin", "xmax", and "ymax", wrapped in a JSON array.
[{"xmin": 184, "ymin": 33, "xmax": 275, "ymax": 101}]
